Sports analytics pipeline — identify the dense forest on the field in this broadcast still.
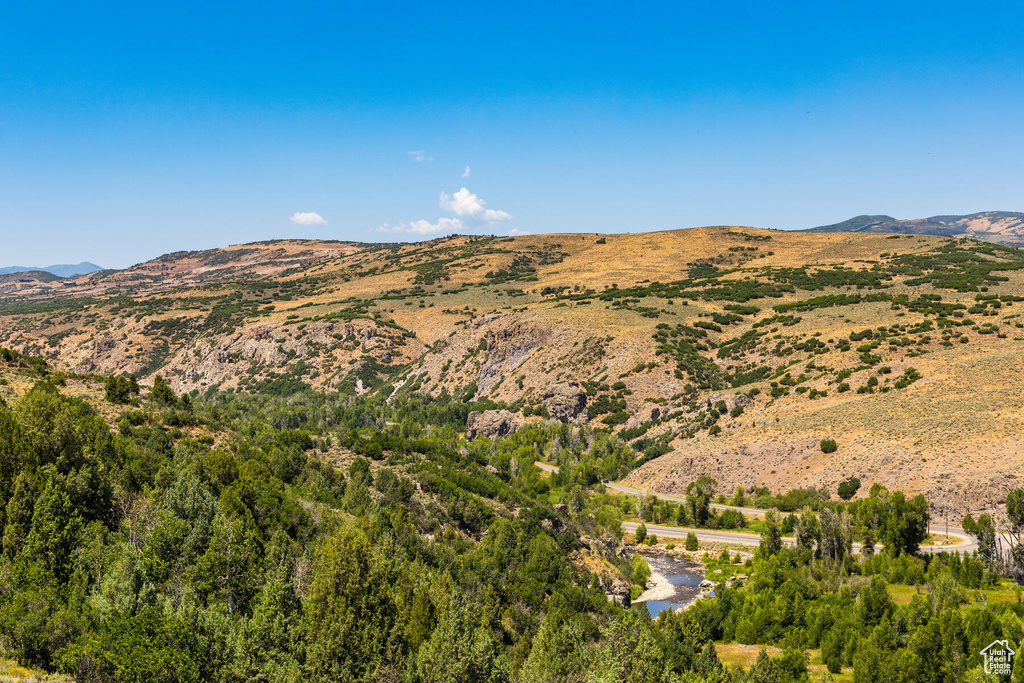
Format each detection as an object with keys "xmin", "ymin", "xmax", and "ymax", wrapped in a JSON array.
[{"xmin": 0, "ymin": 349, "xmax": 1023, "ymax": 682}]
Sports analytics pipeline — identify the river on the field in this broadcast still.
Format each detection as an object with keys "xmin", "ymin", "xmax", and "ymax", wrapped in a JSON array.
[{"xmin": 632, "ymin": 552, "xmax": 707, "ymax": 618}]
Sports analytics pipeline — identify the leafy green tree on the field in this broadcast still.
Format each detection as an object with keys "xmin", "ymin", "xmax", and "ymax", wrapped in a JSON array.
[
  {"xmin": 758, "ymin": 511, "xmax": 784, "ymax": 558},
  {"xmin": 632, "ymin": 552, "xmax": 651, "ymax": 587},
  {"xmin": 796, "ymin": 511, "xmax": 821, "ymax": 552},
  {"xmin": 191, "ymin": 514, "xmax": 261, "ymax": 615},
  {"xmin": 858, "ymin": 576, "xmax": 894, "ymax": 627},
  {"xmin": 749, "ymin": 648, "xmax": 781, "ymax": 683},
  {"xmin": 348, "ymin": 456, "xmax": 372, "ymax": 485},
  {"xmin": 732, "ymin": 486, "xmax": 746, "ymax": 507},
  {"xmin": 2, "ymin": 469, "xmax": 37, "ymax": 560},
  {"xmin": 344, "ymin": 477, "xmax": 372, "ymax": 515},
  {"xmin": 160, "ymin": 471, "xmax": 218, "ymax": 564},
  {"xmin": 838, "ymin": 477, "xmax": 860, "ymax": 501},
  {"xmin": 883, "ymin": 492, "xmax": 930, "ymax": 555},
  {"xmin": 639, "ymin": 493, "xmax": 657, "ymax": 522},
  {"xmin": 818, "ymin": 507, "xmax": 852, "ymax": 565},
  {"xmin": 686, "ymin": 476, "xmax": 716, "ymax": 527},
  {"xmin": 518, "ymin": 615, "xmax": 592, "ymax": 683},
  {"xmin": 14, "ymin": 385, "xmax": 85, "ymax": 469},
  {"xmin": 776, "ymin": 646, "xmax": 809, "ymax": 682},
  {"xmin": 303, "ymin": 526, "xmax": 403, "ymax": 682},
  {"xmin": 588, "ymin": 610, "xmax": 664, "ymax": 683},
  {"xmin": 694, "ymin": 641, "xmax": 725, "ymax": 680},
  {"xmin": 0, "ymin": 551, "xmax": 88, "ymax": 667},
  {"xmin": 105, "ymin": 375, "xmax": 134, "ymax": 404},
  {"xmin": 227, "ymin": 567, "xmax": 304, "ymax": 683},
  {"xmin": 405, "ymin": 587, "xmax": 437, "ymax": 654},
  {"xmin": 151, "ymin": 375, "xmax": 177, "ymax": 406},
  {"xmin": 685, "ymin": 531, "xmax": 698, "ymax": 551},
  {"xmin": 412, "ymin": 593, "xmax": 499, "ymax": 683},
  {"xmin": 525, "ymin": 532, "xmax": 564, "ymax": 586},
  {"xmin": 21, "ymin": 473, "xmax": 83, "ymax": 584},
  {"xmin": 57, "ymin": 606, "xmax": 202, "ymax": 683},
  {"xmin": 962, "ymin": 513, "xmax": 998, "ymax": 564},
  {"xmin": 0, "ymin": 407, "xmax": 24, "ymax": 530},
  {"xmin": 635, "ymin": 521, "xmax": 647, "ymax": 543}
]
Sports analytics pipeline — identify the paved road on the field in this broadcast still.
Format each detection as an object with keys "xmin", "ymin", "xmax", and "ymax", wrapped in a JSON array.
[
  {"xmin": 621, "ymin": 521, "xmax": 973, "ymax": 555},
  {"xmin": 623, "ymin": 521, "xmax": 775, "ymax": 548},
  {"xmin": 535, "ymin": 461, "xmax": 976, "ymax": 553}
]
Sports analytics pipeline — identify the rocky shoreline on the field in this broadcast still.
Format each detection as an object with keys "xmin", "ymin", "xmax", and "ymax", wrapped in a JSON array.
[{"xmin": 629, "ymin": 543, "xmax": 752, "ymax": 613}]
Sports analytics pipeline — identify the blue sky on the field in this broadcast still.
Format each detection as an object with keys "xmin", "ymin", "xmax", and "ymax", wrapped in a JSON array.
[{"xmin": 1, "ymin": 1, "xmax": 1022, "ymax": 268}]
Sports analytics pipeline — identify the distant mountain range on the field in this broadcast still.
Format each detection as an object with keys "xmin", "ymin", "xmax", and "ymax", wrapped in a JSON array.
[
  {"xmin": 0, "ymin": 262, "xmax": 104, "ymax": 278},
  {"xmin": 805, "ymin": 211, "xmax": 1024, "ymax": 246}
]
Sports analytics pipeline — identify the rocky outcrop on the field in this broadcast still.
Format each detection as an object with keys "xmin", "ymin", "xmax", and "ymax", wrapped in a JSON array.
[
  {"xmin": 476, "ymin": 322, "xmax": 551, "ymax": 394},
  {"xmin": 606, "ymin": 577, "xmax": 632, "ymax": 608},
  {"xmin": 708, "ymin": 392, "xmax": 752, "ymax": 412},
  {"xmin": 544, "ymin": 382, "xmax": 587, "ymax": 423},
  {"xmin": 466, "ymin": 410, "xmax": 523, "ymax": 440}
]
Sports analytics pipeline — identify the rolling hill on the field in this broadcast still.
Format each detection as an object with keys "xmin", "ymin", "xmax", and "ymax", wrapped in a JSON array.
[
  {"xmin": 3, "ymin": 227, "xmax": 1024, "ymax": 514},
  {"xmin": 806, "ymin": 211, "xmax": 1024, "ymax": 246}
]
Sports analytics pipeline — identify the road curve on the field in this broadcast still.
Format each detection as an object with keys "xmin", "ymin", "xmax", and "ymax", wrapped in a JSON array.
[{"xmin": 535, "ymin": 461, "xmax": 976, "ymax": 553}]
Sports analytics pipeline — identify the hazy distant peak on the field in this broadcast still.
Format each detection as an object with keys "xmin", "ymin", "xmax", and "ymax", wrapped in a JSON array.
[{"xmin": 0, "ymin": 262, "xmax": 104, "ymax": 278}]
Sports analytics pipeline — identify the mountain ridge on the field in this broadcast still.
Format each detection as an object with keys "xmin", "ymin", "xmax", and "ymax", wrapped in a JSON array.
[
  {"xmin": 0, "ymin": 261, "xmax": 104, "ymax": 277},
  {"xmin": 805, "ymin": 211, "xmax": 1024, "ymax": 245}
]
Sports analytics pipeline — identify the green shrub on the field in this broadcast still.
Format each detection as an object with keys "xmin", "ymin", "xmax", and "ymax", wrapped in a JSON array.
[
  {"xmin": 820, "ymin": 438, "xmax": 838, "ymax": 454},
  {"xmin": 685, "ymin": 532, "xmax": 699, "ymax": 551},
  {"xmin": 838, "ymin": 477, "xmax": 861, "ymax": 500}
]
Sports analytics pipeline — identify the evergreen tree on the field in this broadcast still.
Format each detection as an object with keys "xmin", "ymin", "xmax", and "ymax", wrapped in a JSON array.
[
  {"xmin": 303, "ymin": 526, "xmax": 403, "ymax": 682},
  {"xmin": 518, "ymin": 614, "xmax": 592, "ymax": 683},
  {"xmin": 413, "ymin": 594, "xmax": 500, "ymax": 683},
  {"xmin": 2, "ymin": 469, "xmax": 37, "ymax": 560},
  {"xmin": 151, "ymin": 375, "xmax": 177, "ymax": 406},
  {"xmin": 21, "ymin": 473, "xmax": 83, "ymax": 584},
  {"xmin": 588, "ymin": 610, "xmax": 664, "ymax": 683},
  {"xmin": 228, "ymin": 567, "xmax": 304, "ymax": 683}
]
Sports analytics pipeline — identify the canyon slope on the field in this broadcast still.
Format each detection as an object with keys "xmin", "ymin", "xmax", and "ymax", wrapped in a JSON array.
[{"xmin": 3, "ymin": 227, "xmax": 1024, "ymax": 514}]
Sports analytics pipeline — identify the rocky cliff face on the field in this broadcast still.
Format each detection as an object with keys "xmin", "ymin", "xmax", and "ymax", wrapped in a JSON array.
[
  {"xmin": 544, "ymin": 382, "xmax": 587, "ymax": 423},
  {"xmin": 466, "ymin": 410, "xmax": 524, "ymax": 440}
]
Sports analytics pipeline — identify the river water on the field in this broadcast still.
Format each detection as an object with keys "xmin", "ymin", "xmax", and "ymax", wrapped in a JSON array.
[{"xmin": 633, "ymin": 553, "xmax": 706, "ymax": 618}]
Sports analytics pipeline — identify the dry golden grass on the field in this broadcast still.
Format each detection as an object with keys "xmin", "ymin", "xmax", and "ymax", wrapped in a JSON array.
[
  {"xmin": 715, "ymin": 643, "xmax": 852, "ymax": 681},
  {"xmin": 0, "ymin": 659, "xmax": 73, "ymax": 683}
]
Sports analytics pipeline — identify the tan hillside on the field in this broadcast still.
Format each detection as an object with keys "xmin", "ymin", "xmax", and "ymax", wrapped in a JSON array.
[{"xmin": 3, "ymin": 226, "xmax": 1024, "ymax": 514}]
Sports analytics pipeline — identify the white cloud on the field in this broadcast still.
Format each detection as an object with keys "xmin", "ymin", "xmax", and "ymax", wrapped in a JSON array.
[
  {"xmin": 462, "ymin": 165, "xmax": 471, "ymax": 178},
  {"xmin": 438, "ymin": 187, "xmax": 511, "ymax": 222},
  {"xmin": 408, "ymin": 150, "xmax": 434, "ymax": 162},
  {"xmin": 290, "ymin": 211, "xmax": 328, "ymax": 226},
  {"xmin": 374, "ymin": 186, "xmax": 513, "ymax": 239},
  {"xmin": 378, "ymin": 217, "xmax": 465, "ymax": 235},
  {"xmin": 508, "ymin": 228, "xmax": 532, "ymax": 236}
]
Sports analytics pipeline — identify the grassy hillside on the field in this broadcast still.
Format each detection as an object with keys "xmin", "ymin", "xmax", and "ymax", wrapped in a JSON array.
[{"xmin": 3, "ymin": 227, "xmax": 1024, "ymax": 512}]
